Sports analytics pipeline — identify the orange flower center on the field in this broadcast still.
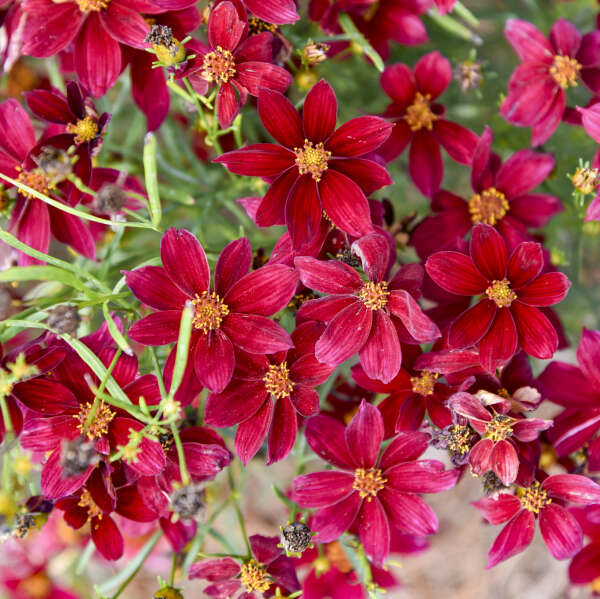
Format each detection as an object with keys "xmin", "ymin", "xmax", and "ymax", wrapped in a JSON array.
[
  {"xmin": 468, "ymin": 187, "xmax": 509, "ymax": 225},
  {"xmin": 191, "ymin": 291, "xmax": 229, "ymax": 334},
  {"xmin": 519, "ymin": 481, "xmax": 551, "ymax": 514},
  {"xmin": 75, "ymin": 401, "xmax": 116, "ymax": 440},
  {"xmin": 485, "ymin": 279, "xmax": 517, "ymax": 308},
  {"xmin": 201, "ymin": 46, "xmax": 236, "ymax": 83},
  {"xmin": 16, "ymin": 168, "xmax": 55, "ymax": 199},
  {"xmin": 485, "ymin": 414, "xmax": 513, "ymax": 442},
  {"xmin": 263, "ymin": 361, "xmax": 294, "ymax": 399},
  {"xmin": 75, "ymin": 0, "xmax": 109, "ymax": 11},
  {"xmin": 411, "ymin": 371, "xmax": 438, "ymax": 396},
  {"xmin": 78, "ymin": 488, "xmax": 103, "ymax": 520},
  {"xmin": 294, "ymin": 139, "xmax": 331, "ymax": 182},
  {"xmin": 357, "ymin": 281, "xmax": 389, "ymax": 311},
  {"xmin": 353, "ymin": 467, "xmax": 386, "ymax": 501},
  {"xmin": 66, "ymin": 116, "xmax": 98, "ymax": 144},
  {"xmin": 405, "ymin": 92, "xmax": 437, "ymax": 131},
  {"xmin": 550, "ymin": 55, "xmax": 581, "ymax": 89},
  {"xmin": 240, "ymin": 559, "xmax": 270, "ymax": 592},
  {"xmin": 325, "ymin": 541, "xmax": 353, "ymax": 573}
]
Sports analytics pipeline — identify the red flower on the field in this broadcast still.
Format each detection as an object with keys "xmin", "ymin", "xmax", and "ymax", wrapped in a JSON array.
[
  {"xmin": 204, "ymin": 321, "xmax": 335, "ymax": 465},
  {"xmin": 295, "ymin": 233, "xmax": 440, "ymax": 383},
  {"xmin": 410, "ymin": 126, "xmax": 562, "ymax": 259},
  {"xmin": 377, "ymin": 52, "xmax": 479, "ymax": 197},
  {"xmin": 125, "ymin": 228, "xmax": 298, "ymax": 393},
  {"xmin": 449, "ymin": 391, "xmax": 551, "ymax": 485},
  {"xmin": 214, "ymin": 80, "xmax": 393, "ymax": 248},
  {"xmin": 425, "ymin": 224, "xmax": 570, "ymax": 372},
  {"xmin": 568, "ymin": 505, "xmax": 600, "ymax": 588},
  {"xmin": 292, "ymin": 401, "xmax": 459, "ymax": 567},
  {"xmin": 500, "ymin": 18, "xmax": 600, "ymax": 146},
  {"xmin": 228, "ymin": 0, "xmax": 299, "ymax": 25},
  {"xmin": 472, "ymin": 474, "xmax": 600, "ymax": 567}
]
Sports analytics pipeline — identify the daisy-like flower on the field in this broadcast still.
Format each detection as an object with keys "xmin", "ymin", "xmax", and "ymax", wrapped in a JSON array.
[
  {"xmin": 568, "ymin": 505, "xmax": 600, "ymax": 590},
  {"xmin": 231, "ymin": 0, "xmax": 299, "ymax": 25},
  {"xmin": 500, "ymin": 18, "xmax": 600, "ymax": 146},
  {"xmin": 425, "ymin": 224, "xmax": 570, "ymax": 373},
  {"xmin": 295, "ymin": 232, "xmax": 440, "ymax": 384},
  {"xmin": 377, "ymin": 51, "xmax": 479, "ymax": 197},
  {"xmin": 125, "ymin": 228, "xmax": 298, "ymax": 393},
  {"xmin": 215, "ymin": 80, "xmax": 393, "ymax": 248},
  {"xmin": 292, "ymin": 401, "xmax": 459, "ymax": 567},
  {"xmin": 411, "ymin": 126, "xmax": 562, "ymax": 259},
  {"xmin": 473, "ymin": 474, "xmax": 600, "ymax": 568},
  {"xmin": 204, "ymin": 321, "xmax": 335, "ymax": 465}
]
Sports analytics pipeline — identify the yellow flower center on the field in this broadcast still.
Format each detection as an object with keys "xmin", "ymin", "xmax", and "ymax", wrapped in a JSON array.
[
  {"xmin": 485, "ymin": 279, "xmax": 517, "ymax": 308},
  {"xmin": 248, "ymin": 16, "xmax": 277, "ymax": 35},
  {"xmin": 411, "ymin": 371, "xmax": 438, "ymax": 396},
  {"xmin": 357, "ymin": 280, "xmax": 389, "ymax": 311},
  {"xmin": 519, "ymin": 481, "xmax": 551, "ymax": 514},
  {"xmin": 468, "ymin": 187, "xmax": 509, "ymax": 225},
  {"xmin": 154, "ymin": 41, "xmax": 186, "ymax": 66},
  {"xmin": 353, "ymin": 467, "xmax": 386, "ymax": 501},
  {"xmin": 75, "ymin": 0, "xmax": 109, "ymax": 11},
  {"xmin": 485, "ymin": 414, "xmax": 513, "ymax": 442},
  {"xmin": 550, "ymin": 55, "xmax": 581, "ymax": 89},
  {"xmin": 201, "ymin": 46, "xmax": 236, "ymax": 83},
  {"xmin": 405, "ymin": 92, "xmax": 437, "ymax": 131},
  {"xmin": 74, "ymin": 401, "xmax": 116, "ymax": 441},
  {"xmin": 571, "ymin": 166, "xmax": 600, "ymax": 195},
  {"xmin": 294, "ymin": 139, "xmax": 331, "ymax": 182},
  {"xmin": 263, "ymin": 361, "xmax": 294, "ymax": 399},
  {"xmin": 240, "ymin": 559, "xmax": 270, "ymax": 593},
  {"xmin": 447, "ymin": 424, "xmax": 473, "ymax": 456},
  {"xmin": 66, "ymin": 115, "xmax": 98, "ymax": 144},
  {"xmin": 16, "ymin": 168, "xmax": 55, "ymax": 200},
  {"xmin": 78, "ymin": 488, "xmax": 103, "ymax": 520},
  {"xmin": 191, "ymin": 291, "xmax": 229, "ymax": 334}
]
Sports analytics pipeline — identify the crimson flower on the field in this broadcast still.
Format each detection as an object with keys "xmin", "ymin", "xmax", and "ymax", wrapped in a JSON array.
[
  {"xmin": 296, "ymin": 233, "xmax": 440, "ymax": 383},
  {"xmin": 500, "ymin": 18, "xmax": 600, "ymax": 146},
  {"xmin": 425, "ymin": 224, "xmax": 570, "ymax": 372},
  {"xmin": 125, "ymin": 228, "xmax": 298, "ymax": 393},
  {"xmin": 449, "ymin": 391, "xmax": 551, "ymax": 485},
  {"xmin": 228, "ymin": 0, "xmax": 299, "ymax": 25},
  {"xmin": 472, "ymin": 474, "xmax": 600, "ymax": 568},
  {"xmin": 292, "ymin": 401, "xmax": 459, "ymax": 567},
  {"xmin": 411, "ymin": 126, "xmax": 562, "ymax": 259},
  {"xmin": 204, "ymin": 321, "xmax": 335, "ymax": 465},
  {"xmin": 568, "ymin": 505, "xmax": 600, "ymax": 589},
  {"xmin": 215, "ymin": 80, "xmax": 393, "ymax": 248},
  {"xmin": 377, "ymin": 52, "xmax": 479, "ymax": 197}
]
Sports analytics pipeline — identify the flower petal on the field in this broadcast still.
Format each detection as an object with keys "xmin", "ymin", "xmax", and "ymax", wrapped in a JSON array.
[
  {"xmin": 194, "ymin": 330, "xmax": 235, "ymax": 393},
  {"xmin": 576, "ymin": 328, "xmax": 600, "ymax": 389},
  {"xmin": 214, "ymin": 237, "xmax": 251, "ymax": 297},
  {"xmin": 506, "ymin": 242, "xmax": 544, "ymax": 289},
  {"xmin": 205, "ymin": 381, "xmax": 267, "ymax": 427},
  {"xmin": 345, "ymin": 400, "xmax": 384, "ymax": 468},
  {"xmin": 214, "ymin": 144, "xmax": 294, "ymax": 177},
  {"xmin": 470, "ymin": 224, "xmax": 507, "ymax": 281},
  {"xmin": 542, "ymin": 474, "xmax": 600, "ymax": 505},
  {"xmin": 379, "ymin": 489, "xmax": 438, "ymax": 536},
  {"xmin": 479, "ymin": 307, "xmax": 518, "ymax": 373},
  {"xmin": 124, "ymin": 266, "xmax": 188, "ymax": 310},
  {"xmin": 379, "ymin": 432, "xmax": 429, "ymax": 469},
  {"xmin": 258, "ymin": 88, "xmax": 303, "ymax": 149},
  {"xmin": 486, "ymin": 509, "xmax": 535, "ymax": 568},
  {"xmin": 504, "ymin": 18, "xmax": 553, "ymax": 62},
  {"xmin": 326, "ymin": 117, "xmax": 393, "ymax": 158},
  {"xmin": 517, "ymin": 272, "xmax": 570, "ymax": 306},
  {"xmin": 448, "ymin": 300, "xmax": 497, "ymax": 349},
  {"xmin": 539, "ymin": 503, "xmax": 583, "ymax": 560},
  {"xmin": 472, "ymin": 494, "xmax": 522, "ymax": 525},
  {"xmin": 414, "ymin": 51, "xmax": 451, "ymax": 100},
  {"xmin": 490, "ymin": 439, "xmax": 519, "ymax": 485},
  {"xmin": 267, "ymin": 396, "xmax": 297, "ymax": 464},
  {"xmin": 387, "ymin": 289, "xmax": 440, "ymax": 343},
  {"xmin": 161, "ymin": 228, "xmax": 209, "ymax": 297},
  {"xmin": 295, "ymin": 256, "xmax": 362, "ymax": 294},
  {"xmin": 359, "ymin": 311, "xmax": 402, "ymax": 384},
  {"xmin": 305, "ymin": 414, "xmax": 354, "ymax": 469},
  {"xmin": 312, "ymin": 493, "xmax": 362, "ymax": 542},
  {"xmin": 425, "ymin": 251, "xmax": 488, "ymax": 295},
  {"xmin": 510, "ymin": 302, "xmax": 558, "ymax": 359},
  {"xmin": 303, "ymin": 79, "xmax": 337, "ymax": 143},
  {"xmin": 358, "ymin": 498, "xmax": 390, "ymax": 568},
  {"xmin": 292, "ymin": 471, "xmax": 355, "ymax": 508},
  {"xmin": 127, "ymin": 311, "xmax": 181, "ymax": 345},
  {"xmin": 208, "ymin": 1, "xmax": 245, "ymax": 50},
  {"xmin": 223, "ymin": 313, "xmax": 293, "ymax": 353},
  {"xmin": 385, "ymin": 460, "xmax": 459, "ymax": 493},
  {"xmin": 235, "ymin": 398, "xmax": 273, "ymax": 465},
  {"xmin": 409, "ymin": 128, "xmax": 443, "ymax": 197},
  {"xmin": 495, "ymin": 150, "xmax": 555, "ymax": 198}
]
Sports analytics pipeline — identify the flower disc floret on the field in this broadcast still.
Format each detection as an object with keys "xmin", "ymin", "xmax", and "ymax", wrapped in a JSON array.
[
  {"xmin": 78, "ymin": 488, "xmax": 102, "ymax": 520},
  {"xmin": 357, "ymin": 281, "xmax": 389, "ymax": 311},
  {"xmin": 352, "ymin": 467, "xmax": 386, "ymax": 501},
  {"xmin": 294, "ymin": 140, "xmax": 331, "ymax": 182},
  {"xmin": 468, "ymin": 187, "xmax": 509, "ymax": 225},
  {"xmin": 485, "ymin": 414, "xmax": 514, "ymax": 442},
  {"xmin": 66, "ymin": 116, "xmax": 98, "ymax": 144},
  {"xmin": 191, "ymin": 291, "xmax": 229, "ymax": 334},
  {"xmin": 485, "ymin": 279, "xmax": 517, "ymax": 308},
  {"xmin": 447, "ymin": 424, "xmax": 473, "ymax": 456},
  {"xmin": 550, "ymin": 55, "xmax": 581, "ymax": 89},
  {"xmin": 411, "ymin": 371, "xmax": 438, "ymax": 396},
  {"xmin": 75, "ymin": 402, "xmax": 116, "ymax": 440},
  {"xmin": 201, "ymin": 46, "xmax": 236, "ymax": 83},
  {"xmin": 16, "ymin": 169, "xmax": 55, "ymax": 200},
  {"xmin": 76, "ymin": 0, "xmax": 109, "ymax": 11},
  {"xmin": 263, "ymin": 362, "xmax": 294, "ymax": 399},
  {"xmin": 240, "ymin": 559, "xmax": 270, "ymax": 592},
  {"xmin": 405, "ymin": 92, "xmax": 437, "ymax": 131},
  {"xmin": 519, "ymin": 481, "xmax": 551, "ymax": 514}
]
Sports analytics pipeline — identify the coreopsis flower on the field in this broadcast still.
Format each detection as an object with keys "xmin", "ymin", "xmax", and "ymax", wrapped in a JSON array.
[
  {"xmin": 233, "ymin": 0, "xmax": 299, "ymax": 25},
  {"xmin": 125, "ymin": 229, "xmax": 298, "ymax": 393},
  {"xmin": 214, "ymin": 80, "xmax": 393, "ymax": 248},
  {"xmin": 568, "ymin": 505, "xmax": 600, "ymax": 590},
  {"xmin": 500, "ymin": 18, "xmax": 600, "ymax": 146},
  {"xmin": 296, "ymin": 233, "xmax": 439, "ymax": 383},
  {"xmin": 292, "ymin": 401, "xmax": 459, "ymax": 567},
  {"xmin": 204, "ymin": 321, "xmax": 335, "ymax": 465},
  {"xmin": 449, "ymin": 391, "xmax": 551, "ymax": 485},
  {"xmin": 410, "ymin": 126, "xmax": 562, "ymax": 259},
  {"xmin": 472, "ymin": 474, "xmax": 600, "ymax": 567},
  {"xmin": 377, "ymin": 52, "xmax": 479, "ymax": 197},
  {"xmin": 425, "ymin": 224, "xmax": 570, "ymax": 372},
  {"xmin": 0, "ymin": 0, "xmax": 25, "ymax": 72},
  {"xmin": 189, "ymin": 534, "xmax": 301, "ymax": 597}
]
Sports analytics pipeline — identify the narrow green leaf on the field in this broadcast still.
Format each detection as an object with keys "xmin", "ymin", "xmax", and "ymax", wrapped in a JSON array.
[
  {"xmin": 0, "ymin": 265, "xmax": 90, "ymax": 295},
  {"xmin": 338, "ymin": 14, "xmax": 384, "ymax": 72},
  {"xmin": 167, "ymin": 301, "xmax": 192, "ymax": 398},
  {"xmin": 102, "ymin": 302, "xmax": 133, "ymax": 356},
  {"xmin": 143, "ymin": 132, "xmax": 162, "ymax": 227}
]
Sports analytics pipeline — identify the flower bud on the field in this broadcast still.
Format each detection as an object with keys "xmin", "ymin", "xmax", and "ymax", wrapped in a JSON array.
[
  {"xmin": 47, "ymin": 304, "xmax": 80, "ymax": 336},
  {"xmin": 302, "ymin": 42, "xmax": 329, "ymax": 65},
  {"xmin": 571, "ymin": 166, "xmax": 600, "ymax": 195},
  {"xmin": 95, "ymin": 183, "xmax": 127, "ymax": 214},
  {"xmin": 171, "ymin": 483, "xmax": 206, "ymax": 522},
  {"xmin": 60, "ymin": 437, "xmax": 97, "ymax": 478},
  {"xmin": 280, "ymin": 521, "xmax": 312, "ymax": 554}
]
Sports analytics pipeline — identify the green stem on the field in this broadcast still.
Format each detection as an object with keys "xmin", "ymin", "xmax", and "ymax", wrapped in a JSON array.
[
  {"xmin": 228, "ymin": 466, "xmax": 251, "ymax": 557},
  {"xmin": 84, "ymin": 348, "xmax": 122, "ymax": 433},
  {"xmin": 170, "ymin": 423, "xmax": 190, "ymax": 486}
]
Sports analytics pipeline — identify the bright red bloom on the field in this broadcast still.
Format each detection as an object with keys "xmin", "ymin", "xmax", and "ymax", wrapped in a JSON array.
[
  {"xmin": 449, "ymin": 391, "xmax": 551, "ymax": 485},
  {"xmin": 214, "ymin": 80, "xmax": 393, "ymax": 248},
  {"xmin": 500, "ymin": 18, "xmax": 600, "ymax": 146},
  {"xmin": 411, "ymin": 126, "xmax": 562, "ymax": 259},
  {"xmin": 204, "ymin": 321, "xmax": 335, "ymax": 465},
  {"xmin": 125, "ymin": 228, "xmax": 298, "ymax": 393},
  {"xmin": 292, "ymin": 401, "xmax": 459, "ymax": 567},
  {"xmin": 228, "ymin": 0, "xmax": 299, "ymax": 25},
  {"xmin": 425, "ymin": 224, "xmax": 570, "ymax": 372},
  {"xmin": 568, "ymin": 505, "xmax": 600, "ymax": 589},
  {"xmin": 473, "ymin": 474, "xmax": 600, "ymax": 568},
  {"xmin": 377, "ymin": 52, "xmax": 479, "ymax": 197},
  {"xmin": 295, "ymin": 233, "xmax": 439, "ymax": 383}
]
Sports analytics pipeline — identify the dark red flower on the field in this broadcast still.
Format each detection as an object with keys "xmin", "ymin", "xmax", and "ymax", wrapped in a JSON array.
[
  {"xmin": 292, "ymin": 401, "xmax": 459, "ymax": 567},
  {"xmin": 214, "ymin": 80, "xmax": 393, "ymax": 248},
  {"xmin": 473, "ymin": 474, "xmax": 600, "ymax": 567},
  {"xmin": 125, "ymin": 228, "xmax": 298, "ymax": 394},
  {"xmin": 377, "ymin": 52, "xmax": 479, "ymax": 197},
  {"xmin": 500, "ymin": 18, "xmax": 600, "ymax": 145},
  {"xmin": 425, "ymin": 224, "xmax": 570, "ymax": 372},
  {"xmin": 226, "ymin": 0, "xmax": 299, "ymax": 25},
  {"xmin": 568, "ymin": 505, "xmax": 600, "ymax": 589}
]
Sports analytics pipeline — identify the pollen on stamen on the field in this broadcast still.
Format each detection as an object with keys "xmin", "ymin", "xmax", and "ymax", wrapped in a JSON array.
[
  {"xmin": 201, "ymin": 46, "xmax": 236, "ymax": 84},
  {"xmin": 411, "ymin": 371, "xmax": 438, "ymax": 396},
  {"xmin": 66, "ymin": 116, "xmax": 98, "ymax": 144},
  {"xmin": 550, "ymin": 54, "xmax": 581, "ymax": 89},
  {"xmin": 294, "ymin": 139, "xmax": 331, "ymax": 182},
  {"xmin": 75, "ymin": 0, "xmax": 109, "ymax": 12},
  {"xmin": 357, "ymin": 281, "xmax": 389, "ymax": 311},
  {"xmin": 519, "ymin": 481, "xmax": 551, "ymax": 514},
  {"xmin": 468, "ymin": 187, "xmax": 509, "ymax": 225},
  {"xmin": 240, "ymin": 559, "xmax": 270, "ymax": 593},
  {"xmin": 405, "ymin": 92, "xmax": 437, "ymax": 131},
  {"xmin": 15, "ymin": 168, "xmax": 55, "ymax": 200},
  {"xmin": 74, "ymin": 401, "xmax": 116, "ymax": 441},
  {"xmin": 485, "ymin": 414, "xmax": 514, "ymax": 442},
  {"xmin": 263, "ymin": 362, "xmax": 294, "ymax": 399},
  {"xmin": 191, "ymin": 291, "xmax": 229, "ymax": 334},
  {"xmin": 485, "ymin": 279, "xmax": 517, "ymax": 308},
  {"xmin": 352, "ymin": 467, "xmax": 386, "ymax": 501},
  {"xmin": 78, "ymin": 488, "xmax": 103, "ymax": 521}
]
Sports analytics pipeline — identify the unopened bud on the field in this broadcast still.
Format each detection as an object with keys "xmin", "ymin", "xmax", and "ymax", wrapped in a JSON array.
[
  {"xmin": 302, "ymin": 42, "xmax": 329, "ymax": 65},
  {"xmin": 47, "ymin": 304, "xmax": 80, "ymax": 336},
  {"xmin": 454, "ymin": 60, "xmax": 483, "ymax": 92},
  {"xmin": 281, "ymin": 521, "xmax": 312, "ymax": 554},
  {"xmin": 171, "ymin": 483, "xmax": 206, "ymax": 522},
  {"xmin": 155, "ymin": 586, "xmax": 184, "ymax": 599},
  {"xmin": 571, "ymin": 166, "xmax": 600, "ymax": 195},
  {"xmin": 95, "ymin": 183, "xmax": 127, "ymax": 214}
]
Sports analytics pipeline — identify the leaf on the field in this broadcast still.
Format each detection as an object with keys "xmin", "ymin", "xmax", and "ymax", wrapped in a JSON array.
[
  {"xmin": 102, "ymin": 302, "xmax": 133, "ymax": 356},
  {"xmin": 144, "ymin": 132, "xmax": 162, "ymax": 227},
  {"xmin": 167, "ymin": 301, "xmax": 193, "ymax": 398},
  {"xmin": 338, "ymin": 14, "xmax": 384, "ymax": 72},
  {"xmin": 0, "ymin": 265, "xmax": 92, "ymax": 295}
]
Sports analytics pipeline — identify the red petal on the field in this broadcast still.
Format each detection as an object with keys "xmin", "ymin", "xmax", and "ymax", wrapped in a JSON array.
[
  {"xmin": 486, "ymin": 509, "xmax": 535, "ymax": 568},
  {"xmin": 448, "ymin": 391, "xmax": 491, "ymax": 422},
  {"xmin": 194, "ymin": 330, "xmax": 235, "ymax": 393},
  {"xmin": 124, "ymin": 266, "xmax": 188, "ymax": 310},
  {"xmin": 305, "ymin": 414, "xmax": 354, "ymax": 469},
  {"xmin": 538, "ymin": 361, "xmax": 596, "ymax": 407},
  {"xmin": 223, "ymin": 313, "xmax": 293, "ymax": 353},
  {"xmin": 345, "ymin": 400, "xmax": 384, "ymax": 468},
  {"xmin": 425, "ymin": 251, "xmax": 488, "ymax": 295},
  {"xmin": 435, "ymin": 120, "xmax": 478, "ymax": 165},
  {"xmin": 243, "ymin": 0, "xmax": 299, "ymax": 24},
  {"xmin": 358, "ymin": 498, "xmax": 390, "ymax": 568},
  {"xmin": 312, "ymin": 493, "xmax": 362, "ymax": 542},
  {"xmin": 569, "ymin": 543, "xmax": 600, "ymax": 583},
  {"xmin": 208, "ymin": 1, "xmax": 245, "ymax": 50},
  {"xmin": 388, "ymin": 289, "xmax": 440, "ymax": 343},
  {"xmin": 510, "ymin": 302, "xmax": 558, "ymax": 359},
  {"xmin": 295, "ymin": 256, "xmax": 362, "ymax": 294},
  {"xmin": 448, "ymin": 300, "xmax": 497, "ymax": 349},
  {"xmin": 235, "ymin": 398, "xmax": 273, "ymax": 465},
  {"xmin": 380, "ymin": 63, "xmax": 416, "ymax": 105},
  {"xmin": 131, "ymin": 49, "xmax": 169, "ymax": 132},
  {"xmin": 518, "ymin": 272, "xmax": 571, "ymax": 306},
  {"xmin": 506, "ymin": 242, "xmax": 544, "ymax": 289},
  {"xmin": 205, "ymin": 381, "xmax": 267, "ymax": 427},
  {"xmin": 292, "ymin": 471, "xmax": 355, "ymax": 507},
  {"xmin": 102, "ymin": 1, "xmax": 149, "ymax": 49},
  {"xmin": 468, "ymin": 439, "xmax": 493, "ymax": 476},
  {"xmin": 550, "ymin": 18, "xmax": 581, "ymax": 57},
  {"xmin": 258, "ymin": 89, "xmax": 303, "ymax": 148},
  {"xmin": 386, "ymin": 460, "xmax": 459, "ymax": 493},
  {"xmin": 286, "ymin": 174, "xmax": 322, "ymax": 249},
  {"xmin": 379, "ymin": 431, "xmax": 429, "ymax": 468},
  {"xmin": 14, "ymin": 379, "xmax": 77, "ymax": 413},
  {"xmin": 92, "ymin": 515, "xmax": 124, "ymax": 561},
  {"xmin": 504, "ymin": 18, "xmax": 553, "ymax": 62},
  {"xmin": 326, "ymin": 117, "xmax": 393, "ymax": 157},
  {"xmin": 216, "ymin": 82, "xmax": 240, "ymax": 129},
  {"xmin": 303, "ymin": 79, "xmax": 337, "ymax": 143},
  {"xmin": 379, "ymin": 489, "xmax": 438, "ymax": 536},
  {"xmin": 491, "ymin": 439, "xmax": 519, "ymax": 485},
  {"xmin": 296, "ymin": 295, "xmax": 356, "ymax": 323},
  {"xmin": 235, "ymin": 62, "xmax": 292, "ymax": 96},
  {"xmin": 577, "ymin": 328, "xmax": 600, "ymax": 389},
  {"xmin": 289, "ymin": 385, "xmax": 321, "ymax": 416},
  {"xmin": 495, "ymin": 150, "xmax": 555, "ymax": 198},
  {"xmin": 189, "ymin": 557, "xmax": 240, "ymax": 581},
  {"xmin": 255, "ymin": 167, "xmax": 296, "ymax": 226},
  {"xmin": 470, "ymin": 224, "xmax": 507, "ymax": 281},
  {"xmin": 214, "ymin": 144, "xmax": 294, "ymax": 177},
  {"xmin": 359, "ymin": 311, "xmax": 402, "ymax": 384},
  {"xmin": 127, "ymin": 311, "xmax": 181, "ymax": 345},
  {"xmin": 352, "ymin": 232, "xmax": 391, "ymax": 283},
  {"xmin": 409, "ymin": 129, "xmax": 442, "ymax": 197},
  {"xmin": 542, "ymin": 474, "xmax": 600, "ymax": 504},
  {"xmin": 414, "ymin": 51, "xmax": 451, "ymax": 100},
  {"xmin": 214, "ymin": 237, "xmax": 251, "ymax": 297},
  {"xmin": 479, "ymin": 307, "xmax": 518, "ymax": 373},
  {"xmin": 24, "ymin": 90, "xmax": 73, "ymax": 124},
  {"xmin": 472, "ymin": 494, "xmax": 522, "ymax": 525},
  {"xmin": 17, "ymin": 198, "xmax": 50, "ymax": 267},
  {"xmin": 267, "ymin": 396, "xmax": 297, "ymax": 464},
  {"xmin": 539, "ymin": 503, "xmax": 583, "ymax": 560},
  {"xmin": 330, "ymin": 158, "xmax": 392, "ymax": 194}
]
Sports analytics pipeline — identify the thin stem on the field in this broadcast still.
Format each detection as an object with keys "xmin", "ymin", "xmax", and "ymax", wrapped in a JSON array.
[
  {"xmin": 170, "ymin": 422, "xmax": 190, "ymax": 486},
  {"xmin": 228, "ymin": 465, "xmax": 251, "ymax": 557}
]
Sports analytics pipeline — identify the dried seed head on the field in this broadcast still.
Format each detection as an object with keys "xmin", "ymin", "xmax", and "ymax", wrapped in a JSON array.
[
  {"xmin": 336, "ymin": 248, "xmax": 361, "ymax": 268},
  {"xmin": 60, "ymin": 437, "xmax": 97, "ymax": 478},
  {"xmin": 95, "ymin": 183, "xmax": 127, "ymax": 214},
  {"xmin": 46, "ymin": 304, "xmax": 80, "ymax": 336},
  {"xmin": 171, "ymin": 483, "xmax": 206, "ymax": 522},
  {"xmin": 454, "ymin": 60, "xmax": 483, "ymax": 92},
  {"xmin": 481, "ymin": 471, "xmax": 508, "ymax": 496},
  {"xmin": 32, "ymin": 146, "xmax": 72, "ymax": 182},
  {"xmin": 281, "ymin": 521, "xmax": 312, "ymax": 554},
  {"xmin": 13, "ymin": 513, "xmax": 36, "ymax": 538}
]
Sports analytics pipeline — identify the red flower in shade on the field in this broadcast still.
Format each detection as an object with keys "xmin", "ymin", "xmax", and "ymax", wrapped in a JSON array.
[
  {"xmin": 292, "ymin": 401, "xmax": 459, "ymax": 567},
  {"xmin": 182, "ymin": 2, "xmax": 292, "ymax": 128},
  {"xmin": 189, "ymin": 534, "xmax": 301, "ymax": 598},
  {"xmin": 500, "ymin": 18, "xmax": 600, "ymax": 146},
  {"xmin": 295, "ymin": 233, "xmax": 440, "ymax": 383},
  {"xmin": 472, "ymin": 474, "xmax": 600, "ymax": 568},
  {"xmin": 377, "ymin": 52, "xmax": 479, "ymax": 197},
  {"xmin": 229, "ymin": 0, "xmax": 299, "ymax": 25},
  {"xmin": 125, "ymin": 229, "xmax": 298, "ymax": 393},
  {"xmin": 410, "ymin": 126, "xmax": 562, "ymax": 259},
  {"xmin": 568, "ymin": 505, "xmax": 600, "ymax": 589},
  {"xmin": 425, "ymin": 224, "xmax": 570, "ymax": 372},
  {"xmin": 214, "ymin": 80, "xmax": 393, "ymax": 248},
  {"xmin": 204, "ymin": 321, "xmax": 335, "ymax": 465},
  {"xmin": 449, "ymin": 391, "xmax": 551, "ymax": 485}
]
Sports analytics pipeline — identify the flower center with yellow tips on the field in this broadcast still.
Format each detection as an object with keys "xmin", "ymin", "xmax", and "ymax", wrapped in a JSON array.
[
  {"xmin": 519, "ymin": 481, "xmax": 551, "ymax": 514},
  {"xmin": 405, "ymin": 92, "xmax": 437, "ymax": 131},
  {"xmin": 201, "ymin": 46, "xmax": 236, "ymax": 83},
  {"xmin": 75, "ymin": 0, "xmax": 109, "ymax": 11},
  {"xmin": 353, "ymin": 467, "xmax": 386, "ymax": 501},
  {"xmin": 468, "ymin": 187, "xmax": 509, "ymax": 225},
  {"xmin": 550, "ymin": 55, "xmax": 581, "ymax": 89},
  {"xmin": 411, "ymin": 371, "xmax": 438, "ymax": 396},
  {"xmin": 240, "ymin": 559, "xmax": 270, "ymax": 592},
  {"xmin": 67, "ymin": 116, "xmax": 98, "ymax": 144},
  {"xmin": 191, "ymin": 291, "xmax": 229, "ymax": 334},
  {"xmin": 263, "ymin": 362, "xmax": 294, "ymax": 399},
  {"xmin": 294, "ymin": 140, "xmax": 331, "ymax": 182},
  {"xmin": 75, "ymin": 401, "xmax": 115, "ymax": 440},
  {"xmin": 358, "ymin": 281, "xmax": 389, "ymax": 311},
  {"xmin": 485, "ymin": 279, "xmax": 517, "ymax": 308},
  {"xmin": 485, "ymin": 414, "xmax": 514, "ymax": 442}
]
